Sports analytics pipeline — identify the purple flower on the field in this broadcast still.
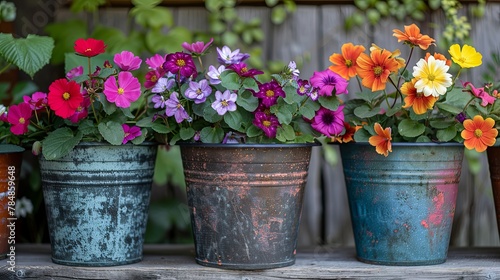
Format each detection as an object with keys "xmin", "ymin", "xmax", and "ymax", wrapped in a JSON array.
[
  {"xmin": 114, "ymin": 51, "xmax": 142, "ymax": 71},
  {"xmin": 23, "ymin": 92, "xmax": 47, "ymax": 111},
  {"xmin": 152, "ymin": 94, "xmax": 167, "ymax": 109},
  {"xmin": 309, "ymin": 87, "xmax": 319, "ymax": 101},
  {"xmin": 456, "ymin": 112, "xmax": 467, "ymax": 123},
  {"xmin": 207, "ymin": 65, "xmax": 226, "ymax": 85},
  {"xmin": 165, "ymin": 92, "xmax": 190, "ymax": 123},
  {"xmin": 311, "ymin": 106, "xmax": 345, "ymax": 137},
  {"xmin": 182, "ymin": 38, "xmax": 214, "ymax": 56},
  {"xmin": 297, "ymin": 79, "xmax": 310, "ymax": 96},
  {"xmin": 309, "ymin": 69, "xmax": 348, "ymax": 96},
  {"xmin": 122, "ymin": 124, "xmax": 142, "ymax": 144},
  {"xmin": 253, "ymin": 111, "xmax": 280, "ymax": 138},
  {"xmin": 254, "ymin": 80, "xmax": 285, "ymax": 107},
  {"xmin": 287, "ymin": 61, "xmax": 300, "ymax": 77},
  {"xmin": 228, "ymin": 63, "xmax": 264, "ymax": 78},
  {"xmin": 66, "ymin": 66, "xmax": 84, "ymax": 80},
  {"xmin": 163, "ymin": 52, "xmax": 197, "ymax": 79},
  {"xmin": 152, "ymin": 77, "xmax": 175, "ymax": 93},
  {"xmin": 217, "ymin": 46, "xmax": 250, "ymax": 65},
  {"xmin": 212, "ymin": 90, "xmax": 237, "ymax": 115},
  {"xmin": 184, "ymin": 79, "xmax": 212, "ymax": 104}
]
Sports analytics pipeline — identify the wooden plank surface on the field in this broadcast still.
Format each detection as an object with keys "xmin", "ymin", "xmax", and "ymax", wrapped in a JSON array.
[{"xmin": 7, "ymin": 244, "xmax": 500, "ymax": 279}]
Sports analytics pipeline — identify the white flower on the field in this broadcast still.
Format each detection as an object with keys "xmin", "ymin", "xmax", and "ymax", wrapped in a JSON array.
[{"xmin": 412, "ymin": 56, "xmax": 452, "ymax": 97}]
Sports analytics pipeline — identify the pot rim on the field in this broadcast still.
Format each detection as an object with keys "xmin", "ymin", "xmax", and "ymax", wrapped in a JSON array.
[
  {"xmin": 332, "ymin": 141, "xmax": 464, "ymax": 147},
  {"xmin": 75, "ymin": 141, "xmax": 159, "ymax": 147},
  {"xmin": 177, "ymin": 142, "xmax": 321, "ymax": 148},
  {"xmin": 0, "ymin": 144, "xmax": 25, "ymax": 154}
]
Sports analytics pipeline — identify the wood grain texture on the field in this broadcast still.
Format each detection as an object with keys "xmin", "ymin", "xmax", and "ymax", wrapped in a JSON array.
[{"xmin": 10, "ymin": 244, "xmax": 500, "ymax": 279}]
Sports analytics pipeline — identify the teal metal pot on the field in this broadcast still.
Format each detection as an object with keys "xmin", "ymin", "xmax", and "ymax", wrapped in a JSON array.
[
  {"xmin": 39, "ymin": 142, "xmax": 157, "ymax": 266},
  {"xmin": 180, "ymin": 143, "xmax": 317, "ymax": 270},
  {"xmin": 338, "ymin": 142, "xmax": 464, "ymax": 266}
]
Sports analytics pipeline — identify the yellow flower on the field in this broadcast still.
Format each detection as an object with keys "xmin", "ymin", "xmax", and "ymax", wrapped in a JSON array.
[{"xmin": 448, "ymin": 44, "xmax": 482, "ymax": 68}]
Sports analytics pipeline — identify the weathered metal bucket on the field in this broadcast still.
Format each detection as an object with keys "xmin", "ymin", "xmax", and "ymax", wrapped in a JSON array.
[
  {"xmin": 487, "ymin": 146, "xmax": 500, "ymax": 237},
  {"xmin": 39, "ymin": 142, "xmax": 157, "ymax": 266},
  {"xmin": 180, "ymin": 143, "xmax": 317, "ymax": 270},
  {"xmin": 339, "ymin": 142, "xmax": 464, "ymax": 266},
  {"xmin": 0, "ymin": 145, "xmax": 24, "ymax": 259}
]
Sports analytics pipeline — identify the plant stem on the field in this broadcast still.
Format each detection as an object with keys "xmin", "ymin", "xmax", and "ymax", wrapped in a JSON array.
[{"xmin": 0, "ymin": 63, "xmax": 12, "ymax": 75}]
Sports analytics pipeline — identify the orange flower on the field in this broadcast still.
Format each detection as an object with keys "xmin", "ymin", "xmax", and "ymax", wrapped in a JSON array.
[
  {"xmin": 370, "ymin": 43, "xmax": 406, "ymax": 68},
  {"xmin": 393, "ymin": 23, "xmax": 435, "ymax": 50},
  {"xmin": 329, "ymin": 43, "xmax": 366, "ymax": 80},
  {"xmin": 425, "ymin": 52, "xmax": 452, "ymax": 67},
  {"xmin": 332, "ymin": 122, "xmax": 361, "ymax": 143},
  {"xmin": 356, "ymin": 49, "xmax": 400, "ymax": 92},
  {"xmin": 401, "ymin": 78, "xmax": 439, "ymax": 114},
  {"xmin": 369, "ymin": 123, "xmax": 392, "ymax": 157},
  {"xmin": 461, "ymin": 115, "xmax": 498, "ymax": 152}
]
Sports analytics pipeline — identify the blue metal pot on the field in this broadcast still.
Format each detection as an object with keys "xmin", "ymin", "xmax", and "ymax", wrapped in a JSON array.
[
  {"xmin": 339, "ymin": 142, "xmax": 464, "ymax": 265},
  {"xmin": 39, "ymin": 142, "xmax": 157, "ymax": 266}
]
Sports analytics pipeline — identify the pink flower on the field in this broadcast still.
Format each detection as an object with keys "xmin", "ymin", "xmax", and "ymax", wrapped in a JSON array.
[
  {"xmin": 122, "ymin": 124, "xmax": 142, "ymax": 144},
  {"xmin": 23, "ymin": 92, "xmax": 47, "ymax": 111},
  {"xmin": 66, "ymin": 66, "xmax": 84, "ymax": 80},
  {"xmin": 463, "ymin": 81, "xmax": 496, "ymax": 106},
  {"xmin": 144, "ymin": 70, "xmax": 161, "ymax": 89},
  {"xmin": 182, "ymin": 38, "xmax": 214, "ymax": 56},
  {"xmin": 311, "ymin": 106, "xmax": 345, "ymax": 137},
  {"xmin": 114, "ymin": 51, "xmax": 142, "ymax": 71},
  {"xmin": 103, "ymin": 71, "xmax": 141, "ymax": 108},
  {"xmin": 310, "ymin": 69, "xmax": 349, "ymax": 96},
  {"xmin": 68, "ymin": 97, "xmax": 90, "ymax": 123},
  {"xmin": 7, "ymin": 103, "xmax": 32, "ymax": 135},
  {"xmin": 146, "ymin": 54, "xmax": 165, "ymax": 73}
]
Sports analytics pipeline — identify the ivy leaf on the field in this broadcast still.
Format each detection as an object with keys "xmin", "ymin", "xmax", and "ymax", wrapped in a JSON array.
[
  {"xmin": 398, "ymin": 119, "xmax": 426, "ymax": 138},
  {"xmin": 98, "ymin": 121, "xmax": 124, "ymax": 145},
  {"xmin": 0, "ymin": 34, "xmax": 54, "ymax": 78},
  {"xmin": 42, "ymin": 128, "xmax": 83, "ymax": 160}
]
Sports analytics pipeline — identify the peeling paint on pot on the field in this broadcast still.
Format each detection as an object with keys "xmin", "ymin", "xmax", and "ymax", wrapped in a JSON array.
[
  {"xmin": 180, "ymin": 143, "xmax": 317, "ymax": 270},
  {"xmin": 339, "ymin": 142, "xmax": 463, "ymax": 266},
  {"xmin": 39, "ymin": 142, "xmax": 157, "ymax": 266}
]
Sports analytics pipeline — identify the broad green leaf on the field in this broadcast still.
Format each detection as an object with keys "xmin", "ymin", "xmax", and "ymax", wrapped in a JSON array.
[
  {"xmin": 276, "ymin": 124, "xmax": 296, "ymax": 141},
  {"xmin": 274, "ymin": 103, "xmax": 294, "ymax": 125},
  {"xmin": 200, "ymin": 126, "xmax": 224, "ymax": 143},
  {"xmin": 299, "ymin": 101, "xmax": 317, "ymax": 120},
  {"xmin": 435, "ymin": 102, "xmax": 462, "ymax": 115},
  {"xmin": 203, "ymin": 106, "xmax": 223, "ymax": 123},
  {"xmin": 70, "ymin": 0, "xmax": 106, "ymax": 12},
  {"xmin": 354, "ymin": 105, "xmax": 380, "ymax": 118},
  {"xmin": 430, "ymin": 119, "xmax": 456, "ymax": 129},
  {"xmin": 78, "ymin": 119, "xmax": 98, "ymax": 135},
  {"xmin": 97, "ymin": 93, "xmax": 117, "ymax": 115},
  {"xmin": 120, "ymin": 107, "xmax": 135, "ymax": 119},
  {"xmin": 220, "ymin": 71, "xmax": 241, "ymax": 91},
  {"xmin": 42, "ymin": 128, "xmax": 83, "ymax": 160},
  {"xmin": 398, "ymin": 119, "xmax": 426, "ymax": 138},
  {"xmin": 386, "ymin": 104, "xmax": 402, "ymax": 117},
  {"xmin": 91, "ymin": 26, "xmax": 145, "ymax": 54},
  {"xmin": 130, "ymin": 6, "xmax": 173, "ymax": 29},
  {"xmin": 98, "ymin": 121, "xmax": 124, "ymax": 145},
  {"xmin": 358, "ymin": 88, "xmax": 382, "ymax": 103},
  {"xmin": 0, "ymin": 34, "xmax": 54, "ymax": 78},
  {"xmin": 436, "ymin": 126, "xmax": 458, "ymax": 142},
  {"xmin": 318, "ymin": 96, "xmax": 341, "ymax": 111},
  {"xmin": 131, "ymin": 128, "xmax": 148, "ymax": 144},
  {"xmin": 236, "ymin": 90, "xmax": 259, "ymax": 112},
  {"xmin": 152, "ymin": 122, "xmax": 171, "ymax": 134},
  {"xmin": 145, "ymin": 27, "xmax": 191, "ymax": 53},
  {"xmin": 242, "ymin": 77, "xmax": 259, "ymax": 92},
  {"xmin": 65, "ymin": 53, "xmax": 114, "ymax": 75},
  {"xmin": 224, "ymin": 110, "xmax": 243, "ymax": 130},
  {"xmin": 136, "ymin": 117, "xmax": 155, "ymax": 127},
  {"xmin": 353, "ymin": 127, "xmax": 371, "ymax": 142},
  {"xmin": 246, "ymin": 124, "xmax": 263, "ymax": 137},
  {"xmin": 180, "ymin": 127, "xmax": 195, "ymax": 140}
]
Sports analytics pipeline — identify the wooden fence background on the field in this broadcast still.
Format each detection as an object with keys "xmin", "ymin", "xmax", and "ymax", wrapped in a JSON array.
[{"xmin": 14, "ymin": 1, "xmax": 500, "ymax": 247}]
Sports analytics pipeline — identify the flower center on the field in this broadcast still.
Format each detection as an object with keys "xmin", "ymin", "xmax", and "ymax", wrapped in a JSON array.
[
  {"xmin": 124, "ymin": 132, "xmax": 130, "ymax": 138},
  {"xmin": 63, "ymin": 92, "xmax": 71, "ymax": 100},
  {"xmin": 118, "ymin": 88, "xmax": 124, "ymax": 95},
  {"xmin": 321, "ymin": 112, "xmax": 334, "ymax": 125},
  {"xmin": 221, "ymin": 100, "xmax": 228, "ymax": 107},
  {"xmin": 151, "ymin": 75, "xmax": 158, "ymax": 82},
  {"xmin": 176, "ymin": 59, "xmax": 186, "ymax": 67},
  {"xmin": 266, "ymin": 90, "xmax": 275, "ymax": 97},
  {"xmin": 373, "ymin": 66, "xmax": 383, "ymax": 76},
  {"xmin": 85, "ymin": 48, "xmax": 92, "ymax": 53},
  {"xmin": 474, "ymin": 129, "xmax": 483, "ymax": 138},
  {"xmin": 196, "ymin": 89, "xmax": 202, "ymax": 95},
  {"xmin": 19, "ymin": 117, "xmax": 25, "ymax": 124},
  {"xmin": 345, "ymin": 59, "xmax": 352, "ymax": 67},
  {"xmin": 427, "ymin": 73, "xmax": 436, "ymax": 81},
  {"xmin": 263, "ymin": 120, "xmax": 271, "ymax": 127},
  {"xmin": 241, "ymin": 67, "xmax": 248, "ymax": 73}
]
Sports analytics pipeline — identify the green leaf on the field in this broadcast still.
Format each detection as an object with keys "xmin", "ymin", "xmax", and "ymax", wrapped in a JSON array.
[
  {"xmin": 78, "ymin": 119, "xmax": 98, "ymax": 135},
  {"xmin": 131, "ymin": 128, "xmax": 148, "ymax": 144},
  {"xmin": 242, "ymin": 77, "xmax": 259, "ymax": 92},
  {"xmin": 97, "ymin": 93, "xmax": 117, "ymax": 115},
  {"xmin": 435, "ymin": 102, "xmax": 463, "ymax": 115},
  {"xmin": 430, "ymin": 119, "xmax": 457, "ymax": 129},
  {"xmin": 398, "ymin": 119, "xmax": 426, "ymax": 138},
  {"xmin": 70, "ymin": 0, "xmax": 106, "ymax": 12},
  {"xmin": 42, "ymin": 128, "xmax": 83, "ymax": 160},
  {"xmin": 203, "ymin": 106, "xmax": 223, "ymax": 123},
  {"xmin": 236, "ymin": 90, "xmax": 259, "ymax": 112},
  {"xmin": 386, "ymin": 104, "xmax": 402, "ymax": 117},
  {"xmin": 120, "ymin": 107, "xmax": 135, "ymax": 119},
  {"xmin": 200, "ymin": 126, "xmax": 224, "ymax": 143},
  {"xmin": 98, "ymin": 121, "xmax": 124, "ymax": 145},
  {"xmin": 299, "ymin": 100, "xmax": 318, "ymax": 120},
  {"xmin": 65, "ymin": 53, "xmax": 114, "ymax": 76},
  {"xmin": 271, "ymin": 6, "xmax": 287, "ymax": 24},
  {"xmin": 274, "ymin": 103, "xmax": 294, "ymax": 125},
  {"xmin": 436, "ymin": 126, "xmax": 458, "ymax": 142},
  {"xmin": 276, "ymin": 124, "xmax": 296, "ymax": 142},
  {"xmin": 220, "ymin": 71, "xmax": 241, "ymax": 91},
  {"xmin": 0, "ymin": 34, "xmax": 54, "ymax": 78},
  {"xmin": 318, "ymin": 96, "xmax": 341, "ymax": 111},
  {"xmin": 152, "ymin": 122, "xmax": 171, "ymax": 134},
  {"xmin": 354, "ymin": 105, "xmax": 380, "ymax": 118},
  {"xmin": 130, "ymin": 5, "xmax": 173, "ymax": 28},
  {"xmin": 353, "ymin": 127, "xmax": 371, "ymax": 142},
  {"xmin": 180, "ymin": 127, "xmax": 195, "ymax": 140},
  {"xmin": 224, "ymin": 110, "xmax": 243, "ymax": 130},
  {"xmin": 146, "ymin": 27, "xmax": 192, "ymax": 53},
  {"xmin": 136, "ymin": 117, "xmax": 155, "ymax": 127},
  {"xmin": 246, "ymin": 125, "xmax": 263, "ymax": 137}
]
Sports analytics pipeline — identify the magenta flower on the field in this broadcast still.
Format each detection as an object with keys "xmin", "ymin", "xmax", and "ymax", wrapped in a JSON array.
[
  {"xmin": 146, "ymin": 54, "xmax": 165, "ymax": 72},
  {"xmin": 310, "ymin": 69, "xmax": 348, "ymax": 96},
  {"xmin": 212, "ymin": 90, "xmax": 237, "ymax": 115},
  {"xmin": 66, "ymin": 66, "xmax": 84, "ymax": 80},
  {"xmin": 7, "ymin": 103, "xmax": 32, "ymax": 135},
  {"xmin": 163, "ymin": 52, "xmax": 197, "ymax": 79},
  {"xmin": 114, "ymin": 51, "xmax": 142, "ymax": 71},
  {"xmin": 254, "ymin": 80, "xmax": 285, "ymax": 107},
  {"xmin": 217, "ymin": 46, "xmax": 250, "ymax": 65},
  {"xmin": 0, "ymin": 105, "xmax": 7, "ymax": 122},
  {"xmin": 122, "ymin": 124, "xmax": 142, "ymax": 144},
  {"xmin": 311, "ymin": 106, "xmax": 345, "ymax": 137},
  {"xmin": 144, "ymin": 70, "xmax": 161, "ymax": 89},
  {"xmin": 253, "ymin": 111, "xmax": 280, "ymax": 138},
  {"xmin": 165, "ymin": 92, "xmax": 190, "ymax": 123},
  {"xmin": 228, "ymin": 63, "xmax": 264, "ymax": 78},
  {"xmin": 68, "ymin": 97, "xmax": 90, "ymax": 123},
  {"xmin": 206, "ymin": 65, "xmax": 226, "ymax": 85},
  {"xmin": 182, "ymin": 38, "xmax": 214, "ymax": 56},
  {"xmin": 23, "ymin": 92, "xmax": 47, "ymax": 111},
  {"xmin": 462, "ymin": 81, "xmax": 496, "ymax": 106},
  {"xmin": 297, "ymin": 79, "xmax": 310, "ymax": 96},
  {"xmin": 103, "ymin": 71, "xmax": 141, "ymax": 108},
  {"xmin": 185, "ymin": 79, "xmax": 212, "ymax": 104}
]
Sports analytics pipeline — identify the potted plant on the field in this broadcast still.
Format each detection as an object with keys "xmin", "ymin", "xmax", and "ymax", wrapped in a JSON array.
[
  {"xmin": 325, "ymin": 23, "xmax": 497, "ymax": 265},
  {"xmin": 4, "ymin": 38, "xmax": 160, "ymax": 266},
  {"xmin": 135, "ymin": 39, "xmax": 345, "ymax": 269}
]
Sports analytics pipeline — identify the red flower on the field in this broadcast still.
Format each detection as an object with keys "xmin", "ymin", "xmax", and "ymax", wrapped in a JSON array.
[
  {"xmin": 74, "ymin": 38, "xmax": 107, "ymax": 57},
  {"xmin": 47, "ymin": 79, "xmax": 84, "ymax": 119},
  {"xmin": 8, "ymin": 103, "xmax": 32, "ymax": 135}
]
